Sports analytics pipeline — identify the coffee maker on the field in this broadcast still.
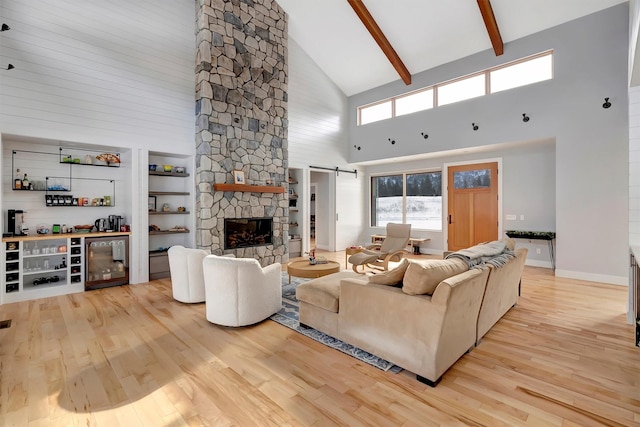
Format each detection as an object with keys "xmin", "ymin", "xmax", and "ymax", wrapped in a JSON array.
[
  {"xmin": 108, "ymin": 215, "xmax": 124, "ymax": 232},
  {"xmin": 7, "ymin": 209, "xmax": 26, "ymax": 236}
]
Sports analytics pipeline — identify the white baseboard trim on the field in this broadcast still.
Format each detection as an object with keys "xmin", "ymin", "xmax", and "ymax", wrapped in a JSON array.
[
  {"xmin": 525, "ymin": 259, "xmax": 553, "ymax": 269},
  {"xmin": 418, "ymin": 255, "xmax": 629, "ymax": 286},
  {"xmin": 554, "ymin": 269, "xmax": 628, "ymax": 286}
]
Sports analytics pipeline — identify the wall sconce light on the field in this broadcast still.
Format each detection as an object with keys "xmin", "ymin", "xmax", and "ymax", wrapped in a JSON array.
[
  {"xmin": 1, "ymin": 24, "xmax": 10, "ymax": 32},
  {"xmin": 388, "ymin": 138, "xmax": 396, "ymax": 145},
  {"xmin": 522, "ymin": 113, "xmax": 530, "ymax": 123},
  {"xmin": 353, "ymin": 145, "xmax": 361, "ymax": 151},
  {"xmin": 420, "ymin": 132, "xmax": 428, "ymax": 139},
  {"xmin": 472, "ymin": 123, "xmax": 479, "ymax": 131},
  {"xmin": 3, "ymin": 64, "xmax": 14, "ymax": 70},
  {"xmin": 602, "ymin": 97, "xmax": 611, "ymax": 109}
]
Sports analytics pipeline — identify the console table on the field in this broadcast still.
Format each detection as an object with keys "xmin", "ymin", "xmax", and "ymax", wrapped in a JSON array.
[{"xmin": 505, "ymin": 230, "xmax": 556, "ymax": 270}]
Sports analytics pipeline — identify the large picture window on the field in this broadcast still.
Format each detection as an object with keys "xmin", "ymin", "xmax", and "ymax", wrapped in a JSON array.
[{"xmin": 371, "ymin": 171, "xmax": 442, "ymax": 230}]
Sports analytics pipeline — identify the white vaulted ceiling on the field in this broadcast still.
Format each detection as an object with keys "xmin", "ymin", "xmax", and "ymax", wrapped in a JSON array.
[{"xmin": 276, "ymin": 0, "xmax": 628, "ymax": 96}]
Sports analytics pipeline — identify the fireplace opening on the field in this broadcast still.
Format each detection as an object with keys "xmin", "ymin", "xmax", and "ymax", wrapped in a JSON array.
[{"xmin": 224, "ymin": 217, "xmax": 273, "ymax": 249}]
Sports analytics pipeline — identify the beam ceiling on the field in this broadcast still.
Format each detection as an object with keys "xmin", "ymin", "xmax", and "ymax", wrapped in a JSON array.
[
  {"xmin": 347, "ymin": 0, "xmax": 412, "ymax": 85},
  {"xmin": 477, "ymin": 0, "xmax": 504, "ymax": 56}
]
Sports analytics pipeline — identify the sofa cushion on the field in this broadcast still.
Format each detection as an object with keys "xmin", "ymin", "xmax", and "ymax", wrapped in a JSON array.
[
  {"xmin": 295, "ymin": 271, "xmax": 360, "ymax": 313},
  {"xmin": 402, "ymin": 258, "xmax": 469, "ymax": 295},
  {"xmin": 368, "ymin": 258, "xmax": 410, "ymax": 286}
]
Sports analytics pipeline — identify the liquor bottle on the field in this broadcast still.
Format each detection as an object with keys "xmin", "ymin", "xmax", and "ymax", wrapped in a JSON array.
[
  {"xmin": 22, "ymin": 173, "xmax": 29, "ymax": 189},
  {"xmin": 14, "ymin": 169, "xmax": 21, "ymax": 190}
]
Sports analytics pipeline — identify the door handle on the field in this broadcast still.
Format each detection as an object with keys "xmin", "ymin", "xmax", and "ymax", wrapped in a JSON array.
[{"xmin": 448, "ymin": 214, "xmax": 452, "ymax": 224}]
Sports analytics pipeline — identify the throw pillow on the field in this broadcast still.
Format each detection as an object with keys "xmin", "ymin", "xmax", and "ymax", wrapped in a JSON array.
[
  {"xmin": 402, "ymin": 258, "xmax": 468, "ymax": 295},
  {"xmin": 368, "ymin": 258, "xmax": 410, "ymax": 286},
  {"xmin": 502, "ymin": 236, "xmax": 516, "ymax": 251}
]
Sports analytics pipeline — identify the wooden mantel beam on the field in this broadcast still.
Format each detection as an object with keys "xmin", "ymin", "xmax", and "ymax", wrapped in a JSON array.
[
  {"xmin": 477, "ymin": 0, "xmax": 504, "ymax": 56},
  {"xmin": 347, "ymin": 0, "xmax": 411, "ymax": 85}
]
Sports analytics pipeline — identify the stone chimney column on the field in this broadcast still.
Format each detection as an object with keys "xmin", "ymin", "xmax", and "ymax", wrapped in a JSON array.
[{"xmin": 195, "ymin": 0, "xmax": 288, "ymax": 265}]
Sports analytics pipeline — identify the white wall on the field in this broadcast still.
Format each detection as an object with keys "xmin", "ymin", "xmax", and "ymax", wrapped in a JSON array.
[
  {"xmin": 362, "ymin": 141, "xmax": 556, "ymax": 265},
  {"xmin": 287, "ymin": 38, "xmax": 351, "ymax": 170},
  {"xmin": 0, "ymin": 0, "xmax": 195, "ymax": 154},
  {"xmin": 349, "ymin": 5, "xmax": 629, "ymax": 284},
  {"xmin": 629, "ymin": 87, "xmax": 640, "ymax": 323},
  {"xmin": 287, "ymin": 37, "xmax": 363, "ymax": 251},
  {"xmin": 0, "ymin": 0, "xmax": 196, "ymax": 286}
]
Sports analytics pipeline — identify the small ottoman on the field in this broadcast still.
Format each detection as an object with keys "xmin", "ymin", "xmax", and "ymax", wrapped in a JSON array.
[{"xmin": 295, "ymin": 271, "xmax": 363, "ymax": 337}]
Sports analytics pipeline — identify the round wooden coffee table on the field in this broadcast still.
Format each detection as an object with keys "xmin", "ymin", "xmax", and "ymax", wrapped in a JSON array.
[{"xmin": 287, "ymin": 260, "xmax": 341, "ymax": 283}]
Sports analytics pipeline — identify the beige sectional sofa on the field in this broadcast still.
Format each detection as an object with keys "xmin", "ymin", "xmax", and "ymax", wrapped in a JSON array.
[{"xmin": 295, "ymin": 242, "xmax": 528, "ymax": 386}]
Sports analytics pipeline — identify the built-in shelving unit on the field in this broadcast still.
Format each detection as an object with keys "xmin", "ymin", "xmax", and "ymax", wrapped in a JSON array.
[
  {"xmin": 149, "ymin": 191, "xmax": 190, "ymax": 196},
  {"xmin": 59, "ymin": 147, "xmax": 121, "ymax": 168},
  {"xmin": 11, "ymin": 149, "xmax": 117, "ymax": 207},
  {"xmin": 1, "ymin": 235, "xmax": 86, "ymax": 303},
  {"xmin": 149, "ymin": 170, "xmax": 190, "ymax": 177},
  {"xmin": 148, "ymin": 155, "xmax": 194, "ymax": 280},
  {"xmin": 149, "ymin": 230, "xmax": 190, "ymax": 235},
  {"xmin": 288, "ymin": 169, "xmax": 301, "ymax": 258}
]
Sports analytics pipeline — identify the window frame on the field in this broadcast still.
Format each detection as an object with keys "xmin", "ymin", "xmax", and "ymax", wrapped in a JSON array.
[
  {"xmin": 357, "ymin": 50, "xmax": 553, "ymax": 126},
  {"xmin": 370, "ymin": 169, "xmax": 443, "ymax": 231}
]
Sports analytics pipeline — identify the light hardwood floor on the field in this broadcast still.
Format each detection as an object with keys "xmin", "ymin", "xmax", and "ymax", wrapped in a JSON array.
[{"xmin": 0, "ymin": 250, "xmax": 638, "ymax": 426}]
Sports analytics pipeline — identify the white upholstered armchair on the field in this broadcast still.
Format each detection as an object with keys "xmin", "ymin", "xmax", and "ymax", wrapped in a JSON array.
[
  {"xmin": 168, "ymin": 246, "xmax": 235, "ymax": 303},
  {"xmin": 167, "ymin": 245, "xmax": 209, "ymax": 303},
  {"xmin": 202, "ymin": 255, "xmax": 282, "ymax": 327}
]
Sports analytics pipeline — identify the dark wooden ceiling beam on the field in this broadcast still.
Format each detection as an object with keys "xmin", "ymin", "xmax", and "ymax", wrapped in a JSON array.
[
  {"xmin": 477, "ymin": 0, "xmax": 504, "ymax": 56},
  {"xmin": 347, "ymin": 0, "xmax": 411, "ymax": 85}
]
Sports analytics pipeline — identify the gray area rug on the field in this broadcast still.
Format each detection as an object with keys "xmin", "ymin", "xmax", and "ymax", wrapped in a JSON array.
[{"xmin": 270, "ymin": 272, "xmax": 402, "ymax": 373}]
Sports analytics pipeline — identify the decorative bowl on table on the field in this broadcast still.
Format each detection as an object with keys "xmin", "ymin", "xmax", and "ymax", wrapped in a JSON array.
[
  {"xmin": 149, "ymin": 164, "xmax": 157, "ymax": 171},
  {"xmin": 162, "ymin": 165, "xmax": 173, "ymax": 172},
  {"xmin": 174, "ymin": 166, "xmax": 185, "ymax": 174}
]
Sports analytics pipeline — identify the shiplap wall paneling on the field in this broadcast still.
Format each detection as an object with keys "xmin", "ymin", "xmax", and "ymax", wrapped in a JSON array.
[
  {"xmin": 0, "ymin": 0, "xmax": 195, "ymax": 152},
  {"xmin": 288, "ymin": 38, "xmax": 351, "ymax": 169},
  {"xmin": 2, "ymin": 141, "xmax": 131, "ymax": 231}
]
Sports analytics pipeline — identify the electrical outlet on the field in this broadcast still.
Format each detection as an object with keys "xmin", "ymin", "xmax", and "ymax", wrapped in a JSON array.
[
  {"xmin": 536, "ymin": 248, "xmax": 541, "ymax": 254},
  {"xmin": 520, "ymin": 214, "xmax": 525, "ymax": 221}
]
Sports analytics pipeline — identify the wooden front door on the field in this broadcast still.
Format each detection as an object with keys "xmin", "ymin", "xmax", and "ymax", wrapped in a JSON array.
[{"xmin": 447, "ymin": 162, "xmax": 498, "ymax": 251}]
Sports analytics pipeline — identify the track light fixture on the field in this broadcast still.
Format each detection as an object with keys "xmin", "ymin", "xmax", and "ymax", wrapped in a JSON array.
[
  {"xmin": 3, "ymin": 64, "xmax": 14, "ymax": 70},
  {"xmin": 602, "ymin": 97, "xmax": 611, "ymax": 109},
  {"xmin": 353, "ymin": 145, "xmax": 361, "ymax": 150},
  {"xmin": 522, "ymin": 113, "xmax": 530, "ymax": 123},
  {"xmin": 420, "ymin": 132, "xmax": 428, "ymax": 139},
  {"xmin": 472, "ymin": 123, "xmax": 479, "ymax": 131},
  {"xmin": 1, "ymin": 23, "xmax": 9, "ymax": 32},
  {"xmin": 388, "ymin": 138, "xmax": 396, "ymax": 145}
]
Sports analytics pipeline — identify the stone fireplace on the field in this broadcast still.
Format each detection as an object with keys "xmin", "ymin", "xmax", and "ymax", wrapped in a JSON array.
[
  {"xmin": 195, "ymin": 0, "xmax": 288, "ymax": 266},
  {"xmin": 224, "ymin": 217, "xmax": 273, "ymax": 249}
]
